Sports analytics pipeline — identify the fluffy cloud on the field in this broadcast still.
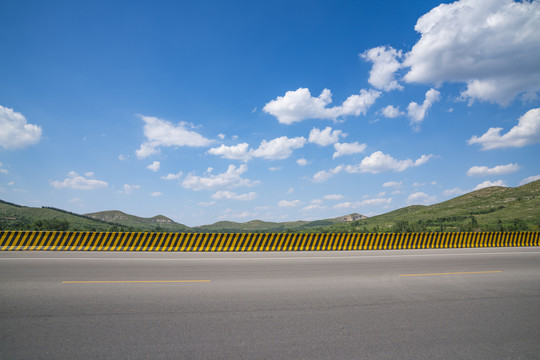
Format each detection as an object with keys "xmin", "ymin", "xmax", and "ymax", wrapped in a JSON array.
[
  {"xmin": 380, "ymin": 105, "xmax": 403, "ymax": 118},
  {"xmin": 160, "ymin": 171, "xmax": 183, "ymax": 180},
  {"xmin": 278, "ymin": 200, "xmax": 301, "ymax": 207},
  {"xmin": 474, "ymin": 179, "xmax": 507, "ymax": 190},
  {"xmin": 519, "ymin": 174, "xmax": 540, "ymax": 186},
  {"xmin": 443, "ymin": 188, "xmax": 466, "ymax": 197},
  {"xmin": 147, "ymin": 161, "xmax": 160, "ymax": 172},
  {"xmin": 136, "ymin": 115, "xmax": 214, "ymax": 158},
  {"xmin": 402, "ymin": 0, "xmax": 540, "ymax": 105},
  {"xmin": 212, "ymin": 190, "xmax": 257, "ymax": 201},
  {"xmin": 250, "ymin": 136, "xmax": 306, "ymax": 160},
  {"xmin": 332, "ymin": 142, "xmax": 367, "ymax": 159},
  {"xmin": 361, "ymin": 46, "xmax": 403, "ymax": 91},
  {"xmin": 0, "ymin": 105, "xmax": 42, "ymax": 150},
  {"xmin": 207, "ymin": 143, "xmax": 251, "ymax": 161},
  {"xmin": 151, "ymin": 192, "xmax": 163, "ymax": 197},
  {"xmin": 333, "ymin": 197, "xmax": 392, "ymax": 209},
  {"xmin": 120, "ymin": 184, "xmax": 140, "ymax": 194},
  {"xmin": 51, "ymin": 171, "xmax": 108, "ymax": 190},
  {"xmin": 208, "ymin": 137, "xmax": 306, "ymax": 161},
  {"xmin": 0, "ymin": 162, "xmax": 8, "ymax": 174},
  {"xmin": 468, "ymin": 108, "xmax": 540, "ymax": 150},
  {"xmin": 407, "ymin": 88, "xmax": 441, "ymax": 129},
  {"xmin": 323, "ymin": 194, "xmax": 344, "ymax": 200},
  {"xmin": 346, "ymin": 151, "xmax": 433, "ymax": 174},
  {"xmin": 182, "ymin": 164, "xmax": 259, "ymax": 191},
  {"xmin": 263, "ymin": 88, "xmax": 381, "ymax": 124},
  {"xmin": 382, "ymin": 181, "xmax": 402, "ymax": 188},
  {"xmin": 297, "ymin": 158, "xmax": 308, "ymax": 166},
  {"xmin": 302, "ymin": 204, "xmax": 327, "ymax": 211},
  {"xmin": 312, "ymin": 165, "xmax": 344, "ymax": 182},
  {"xmin": 308, "ymin": 127, "xmax": 343, "ymax": 146},
  {"xmin": 467, "ymin": 163, "xmax": 520, "ymax": 177},
  {"xmin": 407, "ymin": 192, "xmax": 436, "ymax": 205}
]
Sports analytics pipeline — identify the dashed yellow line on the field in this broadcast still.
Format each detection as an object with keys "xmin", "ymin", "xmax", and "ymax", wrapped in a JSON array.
[{"xmin": 399, "ymin": 271, "xmax": 502, "ymax": 277}]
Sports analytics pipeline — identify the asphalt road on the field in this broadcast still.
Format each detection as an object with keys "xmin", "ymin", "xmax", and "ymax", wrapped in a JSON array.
[{"xmin": 1, "ymin": 248, "xmax": 539, "ymax": 359}]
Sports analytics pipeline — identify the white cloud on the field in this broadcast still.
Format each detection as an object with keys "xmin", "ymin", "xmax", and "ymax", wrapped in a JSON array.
[
  {"xmin": 69, "ymin": 197, "xmax": 83, "ymax": 203},
  {"xmin": 136, "ymin": 115, "xmax": 214, "ymax": 158},
  {"xmin": 208, "ymin": 137, "xmax": 306, "ymax": 161},
  {"xmin": 0, "ymin": 162, "xmax": 8, "ymax": 174},
  {"xmin": 323, "ymin": 194, "xmax": 344, "ymax": 201},
  {"xmin": 250, "ymin": 136, "xmax": 306, "ymax": 160},
  {"xmin": 151, "ymin": 192, "xmax": 163, "ymax": 197},
  {"xmin": 443, "ymin": 188, "xmax": 466, "ymax": 197},
  {"xmin": 474, "ymin": 180, "xmax": 507, "ymax": 190},
  {"xmin": 519, "ymin": 174, "xmax": 540, "ymax": 186},
  {"xmin": 332, "ymin": 142, "xmax": 367, "ymax": 159},
  {"xmin": 380, "ymin": 105, "xmax": 404, "ymax": 118},
  {"xmin": 147, "ymin": 161, "xmax": 160, "ymax": 172},
  {"xmin": 297, "ymin": 158, "xmax": 308, "ymax": 166},
  {"xmin": 302, "ymin": 204, "xmax": 327, "ymax": 211},
  {"xmin": 278, "ymin": 200, "xmax": 301, "ymax": 207},
  {"xmin": 51, "ymin": 171, "xmax": 108, "ymax": 190},
  {"xmin": 407, "ymin": 88, "xmax": 441, "ymax": 129},
  {"xmin": 468, "ymin": 108, "xmax": 540, "ymax": 150},
  {"xmin": 212, "ymin": 190, "xmax": 257, "ymax": 201},
  {"xmin": 182, "ymin": 164, "xmax": 259, "ymax": 191},
  {"xmin": 208, "ymin": 143, "xmax": 251, "ymax": 161},
  {"xmin": 118, "ymin": 154, "xmax": 128, "ymax": 161},
  {"xmin": 308, "ymin": 127, "xmax": 344, "ymax": 146},
  {"xmin": 382, "ymin": 181, "xmax": 403, "ymax": 189},
  {"xmin": 0, "ymin": 105, "xmax": 42, "ymax": 150},
  {"xmin": 160, "ymin": 171, "xmax": 183, "ymax": 180},
  {"xmin": 407, "ymin": 192, "xmax": 436, "ymax": 205},
  {"xmin": 218, "ymin": 133, "xmax": 226, "ymax": 140},
  {"xmin": 269, "ymin": 166, "xmax": 282, "ymax": 171},
  {"xmin": 333, "ymin": 197, "xmax": 392, "ymax": 209},
  {"xmin": 346, "ymin": 151, "xmax": 433, "ymax": 174},
  {"xmin": 120, "ymin": 184, "xmax": 140, "ymax": 194},
  {"xmin": 467, "ymin": 163, "xmax": 520, "ymax": 177},
  {"xmin": 402, "ymin": 0, "xmax": 540, "ymax": 105},
  {"xmin": 312, "ymin": 165, "xmax": 344, "ymax": 182},
  {"xmin": 263, "ymin": 88, "xmax": 381, "ymax": 124},
  {"xmin": 361, "ymin": 46, "xmax": 403, "ymax": 91}
]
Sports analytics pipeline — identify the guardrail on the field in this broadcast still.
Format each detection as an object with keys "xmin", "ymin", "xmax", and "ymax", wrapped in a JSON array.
[{"xmin": 0, "ymin": 231, "xmax": 538, "ymax": 251}]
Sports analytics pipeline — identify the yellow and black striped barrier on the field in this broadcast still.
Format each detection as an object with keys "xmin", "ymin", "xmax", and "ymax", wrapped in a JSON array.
[{"xmin": 0, "ymin": 231, "xmax": 538, "ymax": 251}]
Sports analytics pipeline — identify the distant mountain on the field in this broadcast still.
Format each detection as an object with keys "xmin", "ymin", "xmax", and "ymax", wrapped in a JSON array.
[
  {"xmin": 85, "ymin": 210, "xmax": 191, "ymax": 232},
  {"xmin": 1, "ymin": 180, "xmax": 538, "ymax": 232}
]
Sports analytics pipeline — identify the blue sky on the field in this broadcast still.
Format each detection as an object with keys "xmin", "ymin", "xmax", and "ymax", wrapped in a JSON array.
[{"xmin": 1, "ymin": 0, "xmax": 539, "ymax": 226}]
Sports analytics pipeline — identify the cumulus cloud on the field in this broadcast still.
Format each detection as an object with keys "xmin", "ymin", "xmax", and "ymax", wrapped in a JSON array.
[
  {"xmin": 302, "ymin": 204, "xmax": 327, "ymax": 211},
  {"xmin": 380, "ymin": 105, "xmax": 404, "ymax": 118},
  {"xmin": 51, "ymin": 171, "xmax": 108, "ymax": 190},
  {"xmin": 332, "ymin": 142, "xmax": 367, "ymax": 159},
  {"xmin": 382, "ymin": 181, "xmax": 403, "ymax": 188},
  {"xmin": 120, "ymin": 184, "xmax": 140, "ymax": 194},
  {"xmin": 333, "ymin": 197, "xmax": 392, "ymax": 209},
  {"xmin": 297, "ymin": 158, "xmax": 308, "ymax": 166},
  {"xmin": 407, "ymin": 88, "xmax": 441, "ymax": 129},
  {"xmin": 407, "ymin": 192, "xmax": 436, "ymax": 205},
  {"xmin": 468, "ymin": 108, "xmax": 540, "ymax": 150},
  {"xmin": 474, "ymin": 179, "xmax": 507, "ymax": 190},
  {"xmin": 519, "ymin": 174, "xmax": 540, "ymax": 186},
  {"xmin": 263, "ymin": 88, "xmax": 381, "ymax": 124},
  {"xmin": 346, "ymin": 151, "xmax": 433, "ymax": 174},
  {"xmin": 467, "ymin": 163, "xmax": 520, "ymax": 177},
  {"xmin": 312, "ymin": 165, "xmax": 344, "ymax": 182},
  {"xmin": 182, "ymin": 164, "xmax": 259, "ymax": 191},
  {"xmin": 160, "ymin": 171, "xmax": 183, "ymax": 180},
  {"xmin": 136, "ymin": 115, "xmax": 214, "ymax": 158},
  {"xmin": 323, "ymin": 194, "xmax": 344, "ymax": 200},
  {"xmin": 402, "ymin": 0, "xmax": 540, "ymax": 105},
  {"xmin": 208, "ymin": 137, "xmax": 306, "ymax": 161},
  {"xmin": 361, "ymin": 46, "xmax": 403, "ymax": 91},
  {"xmin": 0, "ymin": 105, "xmax": 42, "ymax": 150},
  {"xmin": 212, "ymin": 190, "xmax": 257, "ymax": 201},
  {"xmin": 278, "ymin": 200, "xmax": 301, "ymax": 207},
  {"xmin": 308, "ymin": 127, "xmax": 344, "ymax": 146},
  {"xmin": 147, "ymin": 161, "xmax": 160, "ymax": 172},
  {"xmin": 443, "ymin": 188, "xmax": 466, "ymax": 197}
]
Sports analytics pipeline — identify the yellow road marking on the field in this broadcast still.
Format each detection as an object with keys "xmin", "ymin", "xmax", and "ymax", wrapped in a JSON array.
[
  {"xmin": 399, "ymin": 271, "xmax": 502, "ymax": 277},
  {"xmin": 62, "ymin": 280, "xmax": 211, "ymax": 284}
]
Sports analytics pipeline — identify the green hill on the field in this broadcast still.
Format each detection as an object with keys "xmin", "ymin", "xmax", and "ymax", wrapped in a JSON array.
[
  {"xmin": 85, "ymin": 210, "xmax": 191, "ymax": 232},
  {"xmin": 317, "ymin": 180, "xmax": 540, "ymax": 233}
]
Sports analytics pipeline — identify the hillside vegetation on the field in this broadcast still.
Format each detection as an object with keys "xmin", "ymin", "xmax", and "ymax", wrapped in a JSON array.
[{"xmin": 0, "ymin": 180, "xmax": 538, "ymax": 232}]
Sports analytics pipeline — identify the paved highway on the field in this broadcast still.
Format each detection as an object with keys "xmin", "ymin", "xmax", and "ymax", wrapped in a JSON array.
[{"xmin": 1, "ymin": 248, "xmax": 539, "ymax": 359}]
